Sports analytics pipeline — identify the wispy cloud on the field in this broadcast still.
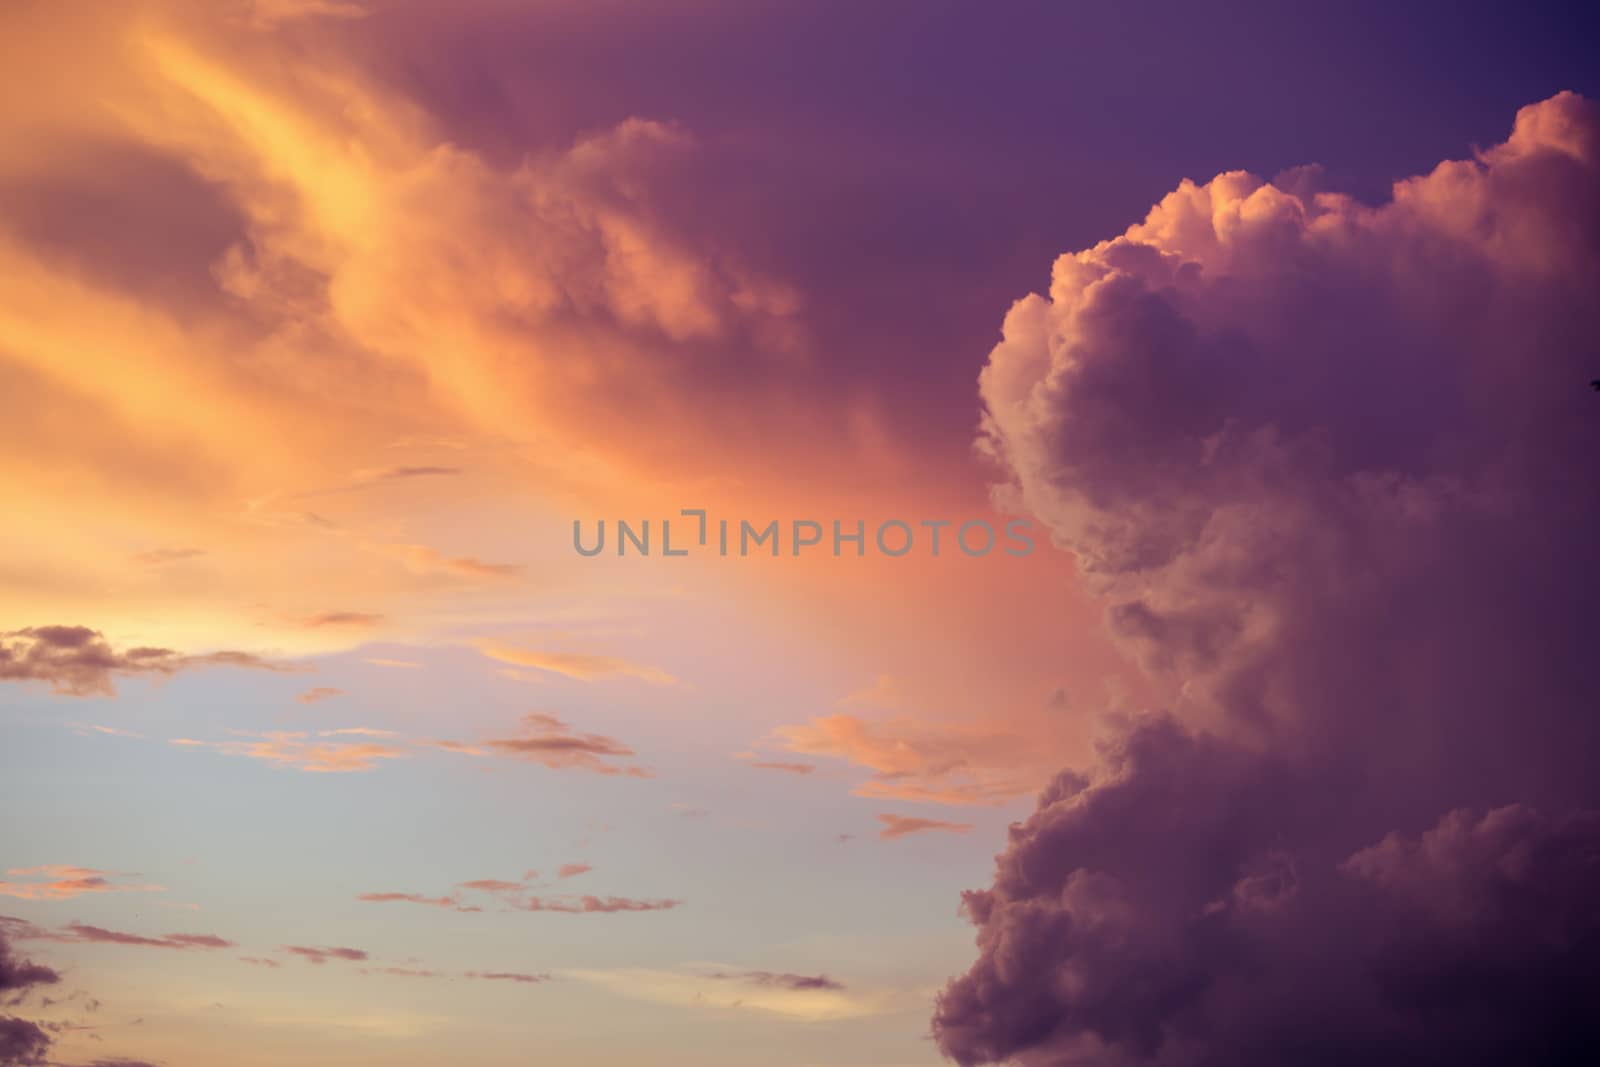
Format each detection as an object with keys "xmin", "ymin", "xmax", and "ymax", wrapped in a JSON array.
[
  {"xmin": 876, "ymin": 814, "xmax": 974, "ymax": 840},
  {"xmin": 285, "ymin": 945, "xmax": 369, "ymax": 964},
  {"xmin": 0, "ymin": 866, "xmax": 164, "ymax": 901},
  {"xmin": 372, "ymin": 544, "xmax": 521, "ymax": 579},
  {"xmin": 476, "ymin": 642, "xmax": 674, "ymax": 685},
  {"xmin": 481, "ymin": 713, "xmax": 650, "ymax": 777},
  {"xmin": 568, "ymin": 966, "xmax": 889, "ymax": 1021},
  {"xmin": 774, "ymin": 713, "xmax": 1036, "ymax": 806},
  {"xmin": 171, "ymin": 732, "xmax": 408, "ymax": 773},
  {"xmin": 299, "ymin": 612, "xmax": 384, "ymax": 628}
]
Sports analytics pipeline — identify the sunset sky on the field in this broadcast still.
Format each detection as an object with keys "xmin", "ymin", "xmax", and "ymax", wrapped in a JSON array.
[{"xmin": 2, "ymin": 3, "xmax": 1598, "ymax": 1066}]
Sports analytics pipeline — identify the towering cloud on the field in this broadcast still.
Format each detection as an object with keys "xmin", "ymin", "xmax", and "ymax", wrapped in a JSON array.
[{"xmin": 935, "ymin": 93, "xmax": 1600, "ymax": 1066}]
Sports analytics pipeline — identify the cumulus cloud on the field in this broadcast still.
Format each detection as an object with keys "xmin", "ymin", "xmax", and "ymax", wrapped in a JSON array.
[
  {"xmin": 0, "ymin": 625, "xmax": 293, "ymax": 697},
  {"xmin": 0, "ymin": 928, "xmax": 56, "ymax": 1067},
  {"xmin": 0, "ymin": 932, "xmax": 58, "ymax": 996},
  {"xmin": 934, "ymin": 92, "xmax": 1600, "ymax": 1066},
  {"xmin": 0, "ymin": 1016, "xmax": 50, "ymax": 1067}
]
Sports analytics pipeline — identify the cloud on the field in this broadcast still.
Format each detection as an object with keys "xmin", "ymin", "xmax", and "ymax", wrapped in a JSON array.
[
  {"xmin": 456, "ymin": 880, "xmax": 525, "ymax": 895},
  {"xmin": 0, "ymin": 932, "xmax": 58, "ymax": 995},
  {"xmin": 0, "ymin": 927, "xmax": 57, "ymax": 1067},
  {"xmin": 466, "ymin": 971, "xmax": 549, "ymax": 984},
  {"xmin": 285, "ymin": 946, "xmax": 368, "ymax": 965},
  {"xmin": 707, "ymin": 970, "xmax": 845, "ymax": 992},
  {"xmin": 570, "ymin": 966, "xmax": 885, "ymax": 1021},
  {"xmin": 244, "ymin": 0, "xmax": 369, "ymax": 29},
  {"xmin": 299, "ymin": 612, "xmax": 383, "ymax": 628},
  {"xmin": 295, "ymin": 687, "xmax": 343, "ymax": 703},
  {"xmin": 476, "ymin": 643, "xmax": 675, "ymax": 685},
  {"xmin": 131, "ymin": 547, "xmax": 205, "ymax": 565},
  {"xmin": 57, "ymin": 924, "xmax": 232, "ymax": 951},
  {"xmin": 517, "ymin": 896, "xmax": 679, "ymax": 914},
  {"xmin": 0, "ymin": 867, "xmax": 163, "ymax": 902},
  {"xmin": 0, "ymin": 1016, "xmax": 50, "ymax": 1067},
  {"xmin": 741, "ymin": 759, "xmax": 816, "ymax": 776},
  {"xmin": 363, "ymin": 967, "xmax": 440, "ymax": 979},
  {"xmin": 172, "ymin": 731, "xmax": 408, "ymax": 773},
  {"xmin": 67, "ymin": 724, "xmax": 143, "ymax": 739},
  {"xmin": 358, "ymin": 872, "xmax": 672, "ymax": 916},
  {"xmin": 482, "ymin": 713, "xmax": 650, "ymax": 777},
  {"xmin": 935, "ymin": 93, "xmax": 1600, "ymax": 1066},
  {"xmin": 0, "ymin": 625, "xmax": 293, "ymax": 697},
  {"xmin": 876, "ymin": 814, "xmax": 974, "ymax": 840},
  {"xmin": 355, "ymin": 893, "xmax": 458, "ymax": 908},
  {"xmin": 774, "ymin": 713, "xmax": 1036, "ymax": 806},
  {"xmin": 373, "ymin": 544, "xmax": 521, "ymax": 579}
]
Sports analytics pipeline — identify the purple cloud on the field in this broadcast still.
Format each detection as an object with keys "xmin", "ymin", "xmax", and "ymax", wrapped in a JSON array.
[{"xmin": 936, "ymin": 93, "xmax": 1600, "ymax": 1066}]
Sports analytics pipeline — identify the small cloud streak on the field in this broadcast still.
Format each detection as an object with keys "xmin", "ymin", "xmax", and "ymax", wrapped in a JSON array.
[
  {"xmin": 776, "ymin": 714, "xmax": 1035, "ymax": 806},
  {"xmin": 708, "ymin": 970, "xmax": 844, "ymax": 991},
  {"xmin": 58, "ymin": 923, "xmax": 232, "ymax": 950},
  {"xmin": 295, "ymin": 687, "xmax": 343, "ymax": 704},
  {"xmin": 171, "ymin": 731, "xmax": 408, "ymax": 773},
  {"xmin": 300, "ymin": 612, "xmax": 384, "ymax": 628},
  {"xmin": 0, "ymin": 866, "xmax": 164, "ymax": 902},
  {"xmin": 481, "ymin": 713, "xmax": 650, "ymax": 777},
  {"xmin": 518, "ymin": 896, "xmax": 679, "ymax": 914},
  {"xmin": 375, "ymin": 544, "xmax": 521, "ymax": 579},
  {"xmin": 285, "ymin": 945, "xmax": 368, "ymax": 964},
  {"xmin": 743, "ymin": 759, "xmax": 816, "ymax": 775},
  {"xmin": 467, "ymin": 970, "xmax": 550, "ymax": 984},
  {"xmin": 477, "ymin": 642, "xmax": 674, "ymax": 685},
  {"xmin": 876, "ymin": 814, "xmax": 974, "ymax": 840}
]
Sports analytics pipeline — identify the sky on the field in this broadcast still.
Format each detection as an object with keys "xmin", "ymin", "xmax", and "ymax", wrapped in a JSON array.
[{"xmin": 1, "ymin": 2, "xmax": 1597, "ymax": 1066}]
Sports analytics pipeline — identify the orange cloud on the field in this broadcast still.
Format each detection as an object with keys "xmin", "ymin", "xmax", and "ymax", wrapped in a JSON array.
[
  {"xmin": 0, "ymin": 866, "xmax": 164, "ymax": 901},
  {"xmin": 876, "ymin": 814, "xmax": 974, "ymax": 840},
  {"xmin": 172, "ymin": 731, "xmax": 408, "ymax": 773},
  {"xmin": 773, "ymin": 713, "xmax": 1039, "ymax": 806},
  {"xmin": 476, "ymin": 642, "xmax": 675, "ymax": 685},
  {"xmin": 481, "ymin": 713, "xmax": 650, "ymax": 777}
]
